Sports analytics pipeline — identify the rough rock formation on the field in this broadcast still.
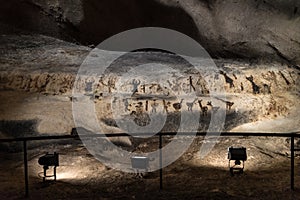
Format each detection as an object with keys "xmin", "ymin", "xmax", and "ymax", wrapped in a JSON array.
[
  {"xmin": 0, "ymin": 0, "xmax": 299, "ymax": 140},
  {"xmin": 1, "ymin": 0, "xmax": 300, "ymax": 64},
  {"xmin": 0, "ymin": 35, "xmax": 299, "ymax": 136},
  {"xmin": 1, "ymin": 2, "xmax": 300, "ymax": 199}
]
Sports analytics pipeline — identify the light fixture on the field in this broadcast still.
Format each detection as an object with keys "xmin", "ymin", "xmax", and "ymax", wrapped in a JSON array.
[
  {"xmin": 228, "ymin": 147, "xmax": 247, "ymax": 176},
  {"xmin": 38, "ymin": 152, "xmax": 59, "ymax": 182},
  {"xmin": 131, "ymin": 156, "xmax": 149, "ymax": 177}
]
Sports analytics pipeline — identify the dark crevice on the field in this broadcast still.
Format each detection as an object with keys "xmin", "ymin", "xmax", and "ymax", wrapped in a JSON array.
[
  {"xmin": 267, "ymin": 42, "xmax": 291, "ymax": 64},
  {"xmin": 77, "ymin": 0, "xmax": 201, "ymax": 46},
  {"xmin": 279, "ymin": 71, "xmax": 291, "ymax": 85},
  {"xmin": 290, "ymin": 38, "xmax": 300, "ymax": 47},
  {"xmin": 288, "ymin": 65, "xmax": 300, "ymax": 71},
  {"xmin": 22, "ymin": 0, "xmax": 80, "ymax": 43}
]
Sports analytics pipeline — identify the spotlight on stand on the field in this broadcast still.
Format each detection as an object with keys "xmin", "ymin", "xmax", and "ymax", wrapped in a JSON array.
[
  {"xmin": 228, "ymin": 147, "xmax": 247, "ymax": 176},
  {"xmin": 38, "ymin": 152, "xmax": 59, "ymax": 182},
  {"xmin": 131, "ymin": 156, "xmax": 149, "ymax": 178}
]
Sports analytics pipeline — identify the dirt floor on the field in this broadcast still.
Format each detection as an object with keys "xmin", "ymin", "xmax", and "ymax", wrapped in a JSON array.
[{"xmin": 1, "ymin": 136, "xmax": 300, "ymax": 200}]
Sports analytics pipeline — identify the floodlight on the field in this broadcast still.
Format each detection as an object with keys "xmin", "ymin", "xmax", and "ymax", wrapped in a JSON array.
[
  {"xmin": 131, "ymin": 156, "xmax": 149, "ymax": 177},
  {"xmin": 38, "ymin": 152, "xmax": 59, "ymax": 182},
  {"xmin": 228, "ymin": 147, "xmax": 247, "ymax": 176}
]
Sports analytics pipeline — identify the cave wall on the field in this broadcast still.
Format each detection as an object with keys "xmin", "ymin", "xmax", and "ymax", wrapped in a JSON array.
[{"xmin": 0, "ymin": 0, "xmax": 300, "ymax": 64}]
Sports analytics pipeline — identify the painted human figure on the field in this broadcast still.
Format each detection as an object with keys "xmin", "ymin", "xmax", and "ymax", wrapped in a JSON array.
[
  {"xmin": 123, "ymin": 98, "xmax": 130, "ymax": 112},
  {"xmin": 107, "ymin": 77, "xmax": 116, "ymax": 93},
  {"xmin": 140, "ymin": 84, "xmax": 146, "ymax": 93},
  {"xmin": 188, "ymin": 76, "xmax": 196, "ymax": 92},
  {"xmin": 85, "ymin": 80, "xmax": 94, "ymax": 92},
  {"xmin": 151, "ymin": 100, "xmax": 159, "ymax": 113},
  {"xmin": 132, "ymin": 79, "xmax": 141, "ymax": 95}
]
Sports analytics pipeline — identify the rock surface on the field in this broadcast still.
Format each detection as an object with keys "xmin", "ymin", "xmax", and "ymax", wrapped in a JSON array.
[
  {"xmin": 0, "ymin": 35, "xmax": 299, "ymax": 136},
  {"xmin": 0, "ymin": 3, "xmax": 300, "ymax": 198},
  {"xmin": 1, "ymin": 0, "xmax": 300, "ymax": 64}
]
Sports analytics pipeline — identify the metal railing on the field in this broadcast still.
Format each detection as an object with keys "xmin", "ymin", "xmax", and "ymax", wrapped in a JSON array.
[{"xmin": 0, "ymin": 131, "xmax": 299, "ymax": 197}]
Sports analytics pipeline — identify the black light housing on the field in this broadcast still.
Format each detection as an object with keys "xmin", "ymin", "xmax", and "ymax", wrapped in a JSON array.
[
  {"xmin": 228, "ymin": 147, "xmax": 247, "ymax": 161},
  {"xmin": 38, "ymin": 152, "xmax": 59, "ymax": 181},
  {"xmin": 228, "ymin": 147, "xmax": 247, "ymax": 176},
  {"xmin": 38, "ymin": 152, "xmax": 59, "ymax": 167}
]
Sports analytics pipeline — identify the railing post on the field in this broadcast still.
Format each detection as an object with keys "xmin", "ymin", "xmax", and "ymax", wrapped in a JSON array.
[
  {"xmin": 291, "ymin": 135, "xmax": 295, "ymax": 190},
  {"xmin": 159, "ymin": 132, "xmax": 163, "ymax": 190},
  {"xmin": 23, "ymin": 140, "xmax": 29, "ymax": 197}
]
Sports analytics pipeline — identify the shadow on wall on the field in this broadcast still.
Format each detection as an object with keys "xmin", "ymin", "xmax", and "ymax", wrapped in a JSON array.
[
  {"xmin": 0, "ymin": 119, "xmax": 38, "ymax": 137},
  {"xmin": 78, "ymin": 0, "xmax": 200, "ymax": 45},
  {"xmin": 0, "ymin": 119, "xmax": 38, "ymax": 152},
  {"xmin": 0, "ymin": 0, "xmax": 200, "ymax": 46},
  {"xmin": 0, "ymin": 0, "xmax": 73, "ymax": 40}
]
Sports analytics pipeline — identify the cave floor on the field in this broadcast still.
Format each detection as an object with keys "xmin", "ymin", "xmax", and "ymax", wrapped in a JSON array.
[{"xmin": 1, "ymin": 137, "xmax": 300, "ymax": 200}]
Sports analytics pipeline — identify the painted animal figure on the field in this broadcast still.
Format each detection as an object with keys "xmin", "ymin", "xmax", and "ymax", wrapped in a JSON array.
[
  {"xmin": 198, "ymin": 99, "xmax": 208, "ymax": 116},
  {"xmin": 207, "ymin": 101, "xmax": 220, "ymax": 113},
  {"xmin": 220, "ymin": 71, "xmax": 234, "ymax": 88},
  {"xmin": 163, "ymin": 99, "xmax": 171, "ymax": 114},
  {"xmin": 226, "ymin": 101, "xmax": 234, "ymax": 110},
  {"xmin": 186, "ymin": 98, "xmax": 198, "ymax": 111},
  {"xmin": 173, "ymin": 99, "xmax": 184, "ymax": 111},
  {"xmin": 214, "ymin": 97, "xmax": 234, "ymax": 111},
  {"xmin": 246, "ymin": 75, "xmax": 260, "ymax": 94}
]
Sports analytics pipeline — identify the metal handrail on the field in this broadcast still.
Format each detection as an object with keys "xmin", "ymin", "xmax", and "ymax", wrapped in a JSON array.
[
  {"xmin": 0, "ymin": 131, "xmax": 299, "ymax": 197},
  {"xmin": 0, "ymin": 131, "xmax": 300, "ymax": 142}
]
